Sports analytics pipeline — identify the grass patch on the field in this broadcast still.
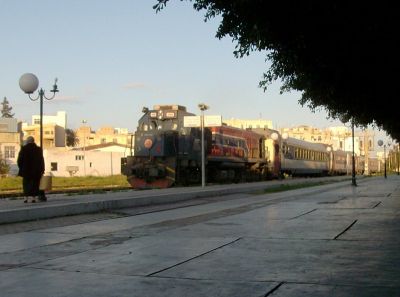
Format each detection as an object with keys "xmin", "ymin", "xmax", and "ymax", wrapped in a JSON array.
[{"xmin": 0, "ymin": 175, "xmax": 130, "ymax": 197}]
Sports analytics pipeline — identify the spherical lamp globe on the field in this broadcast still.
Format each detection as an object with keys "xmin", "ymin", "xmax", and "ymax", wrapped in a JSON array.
[{"xmin": 19, "ymin": 73, "xmax": 39, "ymax": 94}]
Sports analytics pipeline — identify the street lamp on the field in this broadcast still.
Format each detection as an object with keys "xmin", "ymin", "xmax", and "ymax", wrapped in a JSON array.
[
  {"xmin": 198, "ymin": 103, "xmax": 209, "ymax": 188},
  {"xmin": 351, "ymin": 120, "xmax": 357, "ymax": 186},
  {"xmin": 396, "ymin": 143, "xmax": 400, "ymax": 175},
  {"xmin": 341, "ymin": 119, "xmax": 357, "ymax": 186},
  {"xmin": 378, "ymin": 139, "xmax": 391, "ymax": 178},
  {"xmin": 19, "ymin": 73, "xmax": 59, "ymax": 148},
  {"xmin": 82, "ymin": 120, "xmax": 87, "ymax": 176}
]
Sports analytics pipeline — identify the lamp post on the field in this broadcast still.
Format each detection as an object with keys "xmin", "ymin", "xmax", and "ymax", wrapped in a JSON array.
[
  {"xmin": 378, "ymin": 140, "xmax": 391, "ymax": 178},
  {"xmin": 19, "ymin": 73, "xmax": 59, "ymax": 148},
  {"xmin": 351, "ymin": 120, "xmax": 357, "ymax": 186},
  {"xmin": 397, "ymin": 144, "xmax": 400, "ymax": 175},
  {"xmin": 82, "ymin": 120, "xmax": 87, "ymax": 176},
  {"xmin": 198, "ymin": 103, "xmax": 209, "ymax": 188}
]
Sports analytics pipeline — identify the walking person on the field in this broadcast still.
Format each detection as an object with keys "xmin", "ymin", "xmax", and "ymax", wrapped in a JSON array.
[{"xmin": 17, "ymin": 136, "xmax": 45, "ymax": 203}]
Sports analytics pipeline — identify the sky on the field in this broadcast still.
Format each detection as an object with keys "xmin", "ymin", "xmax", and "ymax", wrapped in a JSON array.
[{"xmin": 1, "ymin": 0, "xmax": 392, "ymax": 146}]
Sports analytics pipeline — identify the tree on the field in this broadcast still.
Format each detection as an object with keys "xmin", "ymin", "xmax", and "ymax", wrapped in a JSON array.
[
  {"xmin": 154, "ymin": 1, "xmax": 400, "ymax": 141},
  {"xmin": 66, "ymin": 129, "xmax": 79, "ymax": 147},
  {"xmin": 1, "ymin": 97, "xmax": 15, "ymax": 118},
  {"xmin": 0, "ymin": 152, "xmax": 10, "ymax": 176}
]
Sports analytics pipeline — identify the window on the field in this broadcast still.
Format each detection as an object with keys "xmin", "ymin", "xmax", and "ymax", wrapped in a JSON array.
[
  {"xmin": 4, "ymin": 146, "xmax": 15, "ymax": 158},
  {"xmin": 34, "ymin": 119, "xmax": 40, "ymax": 125},
  {"xmin": 75, "ymin": 155, "xmax": 84, "ymax": 160},
  {"xmin": 51, "ymin": 162, "xmax": 58, "ymax": 171}
]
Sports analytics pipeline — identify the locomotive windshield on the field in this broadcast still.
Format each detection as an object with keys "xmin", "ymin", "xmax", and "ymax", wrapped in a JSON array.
[{"xmin": 138, "ymin": 110, "xmax": 181, "ymax": 132}]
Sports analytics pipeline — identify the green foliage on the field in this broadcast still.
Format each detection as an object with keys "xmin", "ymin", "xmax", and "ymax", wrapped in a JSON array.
[
  {"xmin": 1, "ymin": 97, "xmax": 14, "ymax": 118},
  {"xmin": 0, "ymin": 151, "xmax": 10, "ymax": 176},
  {"xmin": 0, "ymin": 159, "xmax": 10, "ymax": 176},
  {"xmin": 66, "ymin": 128, "xmax": 79, "ymax": 147},
  {"xmin": 154, "ymin": 1, "xmax": 400, "ymax": 141}
]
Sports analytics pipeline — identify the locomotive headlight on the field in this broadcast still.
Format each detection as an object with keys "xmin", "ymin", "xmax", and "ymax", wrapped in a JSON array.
[{"xmin": 144, "ymin": 138, "xmax": 153, "ymax": 149}]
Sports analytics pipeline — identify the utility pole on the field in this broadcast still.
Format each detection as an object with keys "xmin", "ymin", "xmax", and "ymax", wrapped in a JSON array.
[
  {"xmin": 351, "ymin": 119, "xmax": 357, "ymax": 186},
  {"xmin": 364, "ymin": 129, "xmax": 369, "ymax": 175},
  {"xmin": 198, "ymin": 103, "xmax": 209, "ymax": 188}
]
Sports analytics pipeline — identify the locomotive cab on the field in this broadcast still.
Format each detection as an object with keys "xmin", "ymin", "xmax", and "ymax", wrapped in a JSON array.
[{"xmin": 125, "ymin": 105, "xmax": 205, "ymax": 188}]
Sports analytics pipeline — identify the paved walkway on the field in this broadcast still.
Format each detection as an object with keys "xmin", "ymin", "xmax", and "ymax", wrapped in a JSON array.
[
  {"xmin": 0, "ymin": 176, "xmax": 352, "ymax": 224},
  {"xmin": 0, "ymin": 175, "xmax": 399, "ymax": 296}
]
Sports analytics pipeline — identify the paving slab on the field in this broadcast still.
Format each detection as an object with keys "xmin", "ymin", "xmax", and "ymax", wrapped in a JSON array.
[
  {"xmin": 0, "ymin": 176, "xmax": 353, "ymax": 224},
  {"xmin": 0, "ymin": 268, "xmax": 277, "ymax": 297},
  {"xmin": 156, "ymin": 237, "xmax": 400, "ymax": 287},
  {"xmin": 0, "ymin": 175, "xmax": 399, "ymax": 296}
]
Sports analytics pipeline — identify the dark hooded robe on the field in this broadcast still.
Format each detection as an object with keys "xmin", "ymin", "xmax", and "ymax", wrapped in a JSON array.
[{"xmin": 17, "ymin": 142, "xmax": 45, "ymax": 196}]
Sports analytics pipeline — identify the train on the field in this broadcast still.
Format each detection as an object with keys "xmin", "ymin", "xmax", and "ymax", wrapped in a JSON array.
[{"xmin": 121, "ymin": 104, "xmax": 379, "ymax": 189}]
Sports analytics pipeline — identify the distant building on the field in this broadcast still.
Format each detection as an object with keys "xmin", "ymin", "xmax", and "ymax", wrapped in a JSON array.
[
  {"xmin": 0, "ymin": 118, "xmax": 22, "ymax": 175},
  {"xmin": 281, "ymin": 125, "xmax": 330, "ymax": 143},
  {"xmin": 32, "ymin": 111, "xmax": 67, "ymax": 128},
  {"xmin": 44, "ymin": 143, "xmax": 131, "ymax": 177},
  {"xmin": 22, "ymin": 111, "xmax": 67, "ymax": 148},
  {"xmin": 75, "ymin": 125, "xmax": 134, "ymax": 148},
  {"xmin": 224, "ymin": 118, "xmax": 273, "ymax": 130}
]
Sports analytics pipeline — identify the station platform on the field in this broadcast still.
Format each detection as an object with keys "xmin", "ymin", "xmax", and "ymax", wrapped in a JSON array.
[
  {"xmin": 0, "ymin": 175, "xmax": 399, "ymax": 296},
  {"xmin": 0, "ymin": 176, "xmax": 353, "ymax": 224}
]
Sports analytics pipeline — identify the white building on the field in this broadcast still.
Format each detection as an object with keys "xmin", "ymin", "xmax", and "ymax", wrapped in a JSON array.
[
  {"xmin": 22, "ymin": 111, "xmax": 67, "ymax": 148},
  {"xmin": 43, "ymin": 143, "xmax": 131, "ymax": 177},
  {"xmin": 32, "ymin": 111, "xmax": 67, "ymax": 128},
  {"xmin": 224, "ymin": 118, "xmax": 273, "ymax": 130}
]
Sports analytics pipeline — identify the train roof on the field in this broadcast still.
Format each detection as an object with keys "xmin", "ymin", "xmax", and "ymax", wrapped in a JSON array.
[{"xmin": 283, "ymin": 137, "xmax": 329, "ymax": 151}]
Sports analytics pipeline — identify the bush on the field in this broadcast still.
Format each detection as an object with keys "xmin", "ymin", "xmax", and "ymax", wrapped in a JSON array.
[{"xmin": 0, "ymin": 158, "xmax": 10, "ymax": 177}]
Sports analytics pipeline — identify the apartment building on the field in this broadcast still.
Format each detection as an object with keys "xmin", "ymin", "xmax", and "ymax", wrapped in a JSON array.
[
  {"xmin": 223, "ymin": 118, "xmax": 273, "ymax": 130},
  {"xmin": 21, "ymin": 111, "xmax": 67, "ymax": 148},
  {"xmin": 0, "ymin": 118, "xmax": 21, "ymax": 175},
  {"xmin": 75, "ymin": 125, "xmax": 134, "ymax": 147}
]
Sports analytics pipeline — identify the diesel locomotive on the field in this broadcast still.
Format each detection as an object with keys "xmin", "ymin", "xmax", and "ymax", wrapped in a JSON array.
[
  {"xmin": 122, "ymin": 104, "xmax": 380, "ymax": 189},
  {"xmin": 122, "ymin": 105, "xmax": 267, "ymax": 189}
]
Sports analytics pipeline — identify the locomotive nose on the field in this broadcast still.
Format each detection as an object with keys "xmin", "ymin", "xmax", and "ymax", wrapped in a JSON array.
[{"xmin": 144, "ymin": 138, "xmax": 153, "ymax": 149}]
